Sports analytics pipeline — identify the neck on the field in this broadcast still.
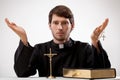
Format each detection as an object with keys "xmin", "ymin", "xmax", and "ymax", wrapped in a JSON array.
[{"xmin": 53, "ymin": 38, "xmax": 70, "ymax": 44}]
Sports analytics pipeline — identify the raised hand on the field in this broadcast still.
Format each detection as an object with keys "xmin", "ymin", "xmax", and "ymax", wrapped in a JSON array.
[
  {"xmin": 91, "ymin": 18, "xmax": 109, "ymax": 48},
  {"xmin": 5, "ymin": 18, "xmax": 28, "ymax": 45}
]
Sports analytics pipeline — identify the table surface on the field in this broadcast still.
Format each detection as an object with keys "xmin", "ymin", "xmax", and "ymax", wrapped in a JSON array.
[{"xmin": 0, "ymin": 77, "xmax": 120, "ymax": 80}]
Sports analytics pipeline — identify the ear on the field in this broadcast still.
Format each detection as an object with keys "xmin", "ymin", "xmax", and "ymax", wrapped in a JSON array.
[
  {"xmin": 71, "ymin": 23, "xmax": 75, "ymax": 31},
  {"xmin": 48, "ymin": 23, "xmax": 51, "ymax": 30}
]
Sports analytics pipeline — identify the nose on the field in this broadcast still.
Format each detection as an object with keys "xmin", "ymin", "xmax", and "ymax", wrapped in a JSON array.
[{"xmin": 57, "ymin": 23, "xmax": 63, "ymax": 30}]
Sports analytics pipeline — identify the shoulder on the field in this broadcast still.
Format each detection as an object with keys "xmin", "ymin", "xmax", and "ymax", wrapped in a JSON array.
[
  {"xmin": 72, "ymin": 39, "xmax": 92, "ymax": 52},
  {"xmin": 73, "ymin": 40, "xmax": 90, "ymax": 47},
  {"xmin": 34, "ymin": 40, "xmax": 52, "ymax": 49},
  {"xmin": 72, "ymin": 39, "xmax": 93, "ymax": 55}
]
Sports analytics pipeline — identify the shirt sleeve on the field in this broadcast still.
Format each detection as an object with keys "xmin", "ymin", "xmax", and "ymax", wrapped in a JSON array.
[
  {"xmin": 92, "ymin": 41, "xmax": 111, "ymax": 68},
  {"xmin": 14, "ymin": 40, "xmax": 36, "ymax": 77}
]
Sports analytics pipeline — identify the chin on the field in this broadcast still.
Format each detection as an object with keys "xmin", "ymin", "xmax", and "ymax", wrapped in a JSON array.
[{"xmin": 55, "ymin": 37, "xmax": 65, "ymax": 41}]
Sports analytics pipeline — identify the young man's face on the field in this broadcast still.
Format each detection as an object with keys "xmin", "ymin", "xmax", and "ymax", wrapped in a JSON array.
[{"xmin": 49, "ymin": 14, "xmax": 74, "ymax": 43}]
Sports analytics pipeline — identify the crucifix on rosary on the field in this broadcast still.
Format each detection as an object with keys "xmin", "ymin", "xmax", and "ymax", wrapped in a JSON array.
[
  {"xmin": 100, "ymin": 30, "xmax": 106, "ymax": 41},
  {"xmin": 44, "ymin": 48, "xmax": 57, "ymax": 79}
]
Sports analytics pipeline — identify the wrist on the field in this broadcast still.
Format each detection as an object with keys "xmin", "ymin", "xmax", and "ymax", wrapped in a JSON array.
[
  {"xmin": 21, "ymin": 39, "xmax": 28, "ymax": 46},
  {"xmin": 92, "ymin": 40, "xmax": 100, "ymax": 52},
  {"xmin": 92, "ymin": 40, "xmax": 98, "ymax": 48}
]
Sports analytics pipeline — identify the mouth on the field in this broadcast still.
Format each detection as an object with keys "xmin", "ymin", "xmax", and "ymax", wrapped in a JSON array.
[{"xmin": 56, "ymin": 32, "xmax": 64, "ymax": 36}]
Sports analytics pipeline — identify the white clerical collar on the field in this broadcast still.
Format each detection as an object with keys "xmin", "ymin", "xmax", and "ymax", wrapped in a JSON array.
[{"xmin": 59, "ymin": 44, "xmax": 64, "ymax": 49}]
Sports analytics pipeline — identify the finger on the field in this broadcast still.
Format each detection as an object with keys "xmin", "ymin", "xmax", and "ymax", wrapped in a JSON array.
[
  {"xmin": 100, "ymin": 18, "xmax": 109, "ymax": 32},
  {"xmin": 94, "ymin": 26, "xmax": 101, "ymax": 35},
  {"xmin": 5, "ymin": 18, "xmax": 17, "ymax": 26},
  {"xmin": 5, "ymin": 18, "xmax": 11, "ymax": 26},
  {"xmin": 11, "ymin": 22, "xmax": 17, "ymax": 26},
  {"xmin": 5, "ymin": 18, "xmax": 18, "ymax": 32}
]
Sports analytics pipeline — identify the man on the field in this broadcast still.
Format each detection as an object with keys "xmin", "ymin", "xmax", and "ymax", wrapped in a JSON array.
[{"xmin": 5, "ymin": 5, "xmax": 111, "ymax": 77}]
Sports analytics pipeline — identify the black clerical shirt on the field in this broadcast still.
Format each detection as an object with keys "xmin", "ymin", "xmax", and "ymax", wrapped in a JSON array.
[{"xmin": 14, "ymin": 38, "xmax": 111, "ymax": 77}]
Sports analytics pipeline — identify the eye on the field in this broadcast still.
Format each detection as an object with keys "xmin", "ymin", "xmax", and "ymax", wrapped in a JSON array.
[
  {"xmin": 53, "ymin": 21, "xmax": 59, "ymax": 25},
  {"xmin": 61, "ymin": 21, "xmax": 69, "ymax": 25}
]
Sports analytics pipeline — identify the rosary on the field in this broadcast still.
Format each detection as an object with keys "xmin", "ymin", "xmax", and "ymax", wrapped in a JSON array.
[{"xmin": 100, "ymin": 30, "xmax": 106, "ymax": 41}]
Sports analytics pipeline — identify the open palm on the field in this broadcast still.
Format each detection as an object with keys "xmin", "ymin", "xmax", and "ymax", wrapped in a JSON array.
[
  {"xmin": 5, "ymin": 18, "xmax": 28, "ymax": 45},
  {"xmin": 91, "ymin": 18, "xmax": 109, "ymax": 49}
]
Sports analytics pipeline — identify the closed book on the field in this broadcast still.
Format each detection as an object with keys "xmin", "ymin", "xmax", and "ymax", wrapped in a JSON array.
[{"xmin": 63, "ymin": 68, "xmax": 116, "ymax": 79}]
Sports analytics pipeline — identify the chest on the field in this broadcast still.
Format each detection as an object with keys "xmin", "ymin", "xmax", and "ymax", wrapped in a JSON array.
[{"xmin": 37, "ymin": 46, "xmax": 87, "ymax": 68}]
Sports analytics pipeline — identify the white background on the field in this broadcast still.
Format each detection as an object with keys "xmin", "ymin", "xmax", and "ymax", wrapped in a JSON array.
[{"xmin": 0, "ymin": 0, "xmax": 120, "ymax": 78}]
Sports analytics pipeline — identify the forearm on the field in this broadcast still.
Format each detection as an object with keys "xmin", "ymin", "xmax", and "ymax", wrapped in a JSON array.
[
  {"xmin": 91, "ymin": 40, "xmax": 100, "ymax": 53},
  {"xmin": 14, "ymin": 40, "xmax": 35, "ymax": 77},
  {"xmin": 92, "ymin": 41, "xmax": 111, "ymax": 68}
]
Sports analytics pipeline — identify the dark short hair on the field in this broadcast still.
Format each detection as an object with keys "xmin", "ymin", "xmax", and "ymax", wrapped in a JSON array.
[{"xmin": 48, "ymin": 5, "xmax": 74, "ymax": 25}]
